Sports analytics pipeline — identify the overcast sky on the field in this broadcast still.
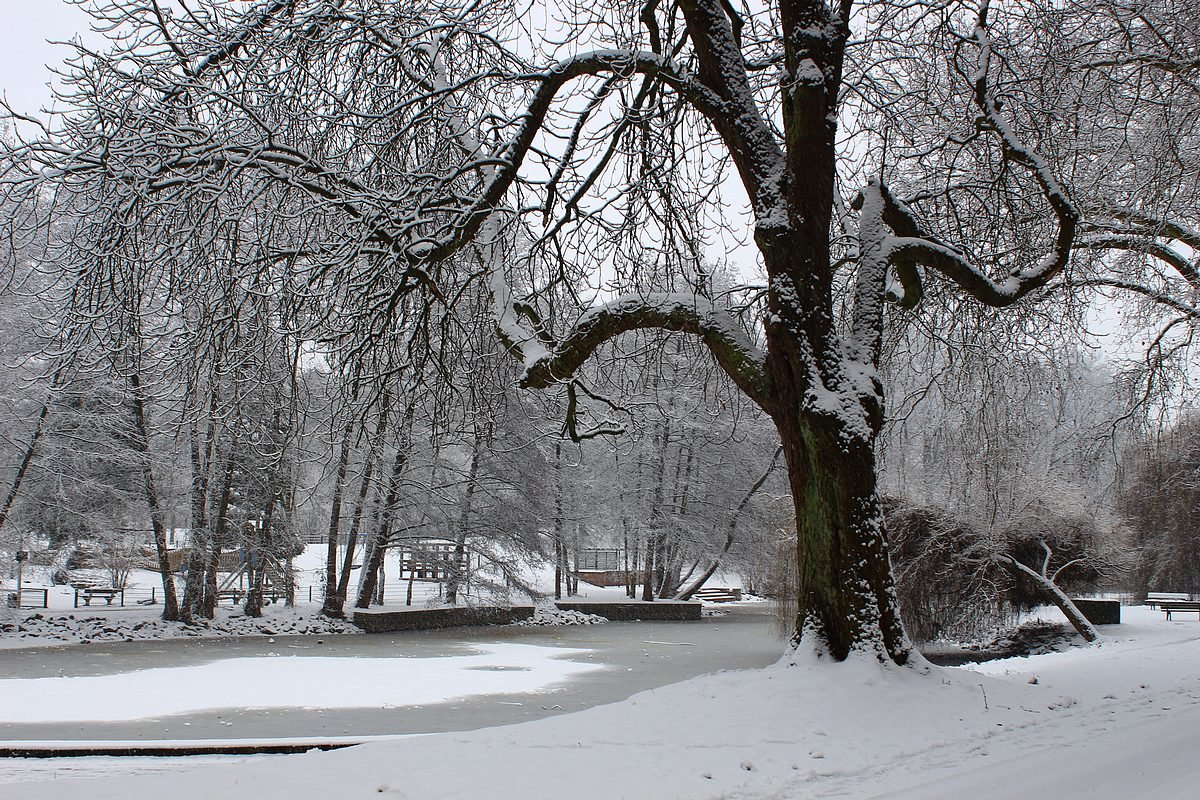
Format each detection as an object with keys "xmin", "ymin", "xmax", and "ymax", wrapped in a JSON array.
[{"xmin": 0, "ymin": 0, "xmax": 92, "ymax": 117}]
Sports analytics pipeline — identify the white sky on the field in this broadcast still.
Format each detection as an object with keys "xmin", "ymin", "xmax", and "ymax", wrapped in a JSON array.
[{"xmin": 0, "ymin": 0, "xmax": 93, "ymax": 117}]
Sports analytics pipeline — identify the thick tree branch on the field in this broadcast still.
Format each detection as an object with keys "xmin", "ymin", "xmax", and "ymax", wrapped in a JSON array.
[
  {"xmin": 676, "ymin": 0, "xmax": 787, "ymax": 228},
  {"xmin": 862, "ymin": 1, "xmax": 1078, "ymax": 309},
  {"xmin": 1076, "ymin": 234, "xmax": 1198, "ymax": 287},
  {"xmin": 520, "ymin": 293, "xmax": 771, "ymax": 408}
]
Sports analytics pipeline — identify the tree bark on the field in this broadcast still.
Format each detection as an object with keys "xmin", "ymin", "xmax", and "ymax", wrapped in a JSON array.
[
  {"xmin": 128, "ymin": 370, "xmax": 181, "ymax": 621},
  {"xmin": 446, "ymin": 427, "xmax": 485, "ymax": 605},
  {"xmin": 322, "ymin": 419, "xmax": 355, "ymax": 617},
  {"xmin": 776, "ymin": 412, "xmax": 909, "ymax": 663}
]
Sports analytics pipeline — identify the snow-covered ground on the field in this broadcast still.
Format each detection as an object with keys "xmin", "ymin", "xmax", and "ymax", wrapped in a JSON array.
[
  {"xmin": 1, "ymin": 544, "xmax": 751, "ymax": 649},
  {"xmin": 3, "ymin": 605, "xmax": 1198, "ymax": 798},
  {"xmin": 0, "ymin": 642, "xmax": 602, "ymax": 723}
]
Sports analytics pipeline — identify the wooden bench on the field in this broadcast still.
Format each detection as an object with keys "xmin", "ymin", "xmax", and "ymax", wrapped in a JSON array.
[
  {"xmin": 1147, "ymin": 592, "xmax": 1190, "ymax": 609},
  {"xmin": 218, "ymin": 588, "xmax": 285, "ymax": 605},
  {"xmin": 1159, "ymin": 600, "xmax": 1200, "ymax": 621},
  {"xmin": 74, "ymin": 587, "xmax": 124, "ymax": 607}
]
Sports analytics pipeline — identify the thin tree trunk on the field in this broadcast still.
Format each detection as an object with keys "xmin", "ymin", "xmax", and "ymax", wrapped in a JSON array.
[
  {"xmin": 245, "ymin": 492, "xmax": 277, "ymax": 617},
  {"xmin": 182, "ymin": 378, "xmax": 221, "ymax": 623},
  {"xmin": 446, "ymin": 427, "xmax": 485, "ymax": 605},
  {"xmin": 128, "ymin": 370, "xmax": 181, "ymax": 621},
  {"xmin": 337, "ymin": 397, "xmax": 392, "ymax": 604},
  {"xmin": 676, "ymin": 446, "xmax": 782, "ymax": 600},
  {"xmin": 659, "ymin": 442, "xmax": 694, "ymax": 597},
  {"xmin": 355, "ymin": 407, "xmax": 414, "ymax": 608},
  {"xmin": 205, "ymin": 439, "xmax": 238, "ymax": 619},
  {"xmin": 322, "ymin": 419, "xmax": 355, "ymax": 617},
  {"xmin": 0, "ymin": 366, "xmax": 63, "ymax": 535},
  {"xmin": 553, "ymin": 441, "xmax": 563, "ymax": 600},
  {"xmin": 642, "ymin": 422, "xmax": 669, "ymax": 602}
]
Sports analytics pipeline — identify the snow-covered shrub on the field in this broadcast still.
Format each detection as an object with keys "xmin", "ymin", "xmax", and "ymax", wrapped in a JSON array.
[{"xmin": 885, "ymin": 495, "xmax": 1129, "ymax": 643}]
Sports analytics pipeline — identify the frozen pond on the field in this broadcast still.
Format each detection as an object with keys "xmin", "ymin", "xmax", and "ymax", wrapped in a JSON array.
[{"xmin": 0, "ymin": 605, "xmax": 783, "ymax": 743}]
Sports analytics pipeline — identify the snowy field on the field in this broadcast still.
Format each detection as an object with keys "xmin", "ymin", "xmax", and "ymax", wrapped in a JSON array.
[{"xmin": 2, "ymin": 605, "xmax": 1197, "ymax": 798}]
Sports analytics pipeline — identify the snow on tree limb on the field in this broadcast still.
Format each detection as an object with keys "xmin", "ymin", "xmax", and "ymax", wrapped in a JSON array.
[
  {"xmin": 519, "ymin": 293, "xmax": 770, "ymax": 408},
  {"xmin": 858, "ymin": 1, "xmax": 1079, "ymax": 310},
  {"xmin": 999, "ymin": 552, "xmax": 1100, "ymax": 643}
]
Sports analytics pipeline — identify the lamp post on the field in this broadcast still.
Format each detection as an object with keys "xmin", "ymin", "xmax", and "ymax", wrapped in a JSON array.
[{"xmin": 14, "ymin": 547, "xmax": 27, "ymax": 608}]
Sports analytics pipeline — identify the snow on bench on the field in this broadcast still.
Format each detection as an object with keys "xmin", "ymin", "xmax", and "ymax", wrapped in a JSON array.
[
  {"xmin": 1146, "ymin": 592, "xmax": 1190, "ymax": 608},
  {"xmin": 73, "ymin": 587, "xmax": 124, "ymax": 607},
  {"xmin": 1157, "ymin": 600, "xmax": 1200, "ymax": 621}
]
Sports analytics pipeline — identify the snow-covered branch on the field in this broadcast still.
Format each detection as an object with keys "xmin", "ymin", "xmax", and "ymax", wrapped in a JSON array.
[
  {"xmin": 998, "ymin": 553, "xmax": 1099, "ymax": 643},
  {"xmin": 858, "ymin": 0, "xmax": 1079, "ymax": 310},
  {"xmin": 519, "ymin": 293, "xmax": 771, "ymax": 408}
]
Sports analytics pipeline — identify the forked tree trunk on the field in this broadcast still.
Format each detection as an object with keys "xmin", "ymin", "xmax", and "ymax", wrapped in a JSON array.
[
  {"xmin": 355, "ymin": 424, "xmax": 413, "ymax": 609},
  {"xmin": 336, "ymin": 399, "xmax": 392, "ymax": 605},
  {"xmin": 777, "ymin": 412, "xmax": 909, "ymax": 663},
  {"xmin": 1000, "ymin": 554, "xmax": 1100, "ymax": 643}
]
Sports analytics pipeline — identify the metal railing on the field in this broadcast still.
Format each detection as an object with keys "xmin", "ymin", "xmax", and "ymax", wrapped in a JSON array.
[{"xmin": 4, "ymin": 586, "xmax": 49, "ymax": 609}]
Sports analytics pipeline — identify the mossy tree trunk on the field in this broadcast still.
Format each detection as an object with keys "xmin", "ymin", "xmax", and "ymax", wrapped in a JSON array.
[{"xmin": 776, "ymin": 412, "xmax": 909, "ymax": 662}]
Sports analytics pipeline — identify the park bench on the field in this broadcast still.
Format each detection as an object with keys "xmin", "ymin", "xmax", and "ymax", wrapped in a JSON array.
[
  {"xmin": 217, "ymin": 588, "xmax": 244, "ymax": 604},
  {"xmin": 1158, "ymin": 600, "xmax": 1200, "ymax": 621},
  {"xmin": 73, "ymin": 587, "xmax": 124, "ymax": 607},
  {"xmin": 1146, "ymin": 592, "xmax": 1190, "ymax": 608},
  {"xmin": 218, "ymin": 588, "xmax": 285, "ymax": 605}
]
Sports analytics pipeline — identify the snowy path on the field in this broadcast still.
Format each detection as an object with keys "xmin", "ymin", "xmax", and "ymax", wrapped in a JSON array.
[{"xmin": 5, "ymin": 607, "xmax": 1199, "ymax": 798}]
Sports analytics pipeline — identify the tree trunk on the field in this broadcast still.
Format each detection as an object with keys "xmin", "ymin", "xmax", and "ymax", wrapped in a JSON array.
[
  {"xmin": 322, "ymin": 419, "xmax": 355, "ymax": 617},
  {"xmin": 204, "ymin": 442, "xmax": 238, "ymax": 619},
  {"xmin": 1001, "ymin": 556, "xmax": 1100, "ymax": 642},
  {"xmin": 128, "ymin": 370, "xmax": 181, "ymax": 621},
  {"xmin": 777, "ymin": 412, "xmax": 909, "ymax": 663},
  {"xmin": 676, "ymin": 445, "xmax": 781, "ymax": 601},
  {"xmin": 0, "ymin": 367, "xmax": 63, "ymax": 535},
  {"xmin": 245, "ymin": 493, "xmax": 278, "ymax": 617},
  {"xmin": 340, "ymin": 397, "xmax": 393, "ymax": 606},
  {"xmin": 553, "ymin": 441, "xmax": 564, "ymax": 601},
  {"xmin": 355, "ymin": 412, "xmax": 413, "ymax": 608},
  {"xmin": 335, "ymin": 448, "xmax": 378, "ymax": 605},
  {"xmin": 445, "ymin": 428, "xmax": 484, "ymax": 605}
]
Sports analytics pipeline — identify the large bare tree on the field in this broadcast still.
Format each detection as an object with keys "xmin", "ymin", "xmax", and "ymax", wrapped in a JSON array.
[{"xmin": 1, "ymin": 0, "xmax": 1089, "ymax": 662}]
